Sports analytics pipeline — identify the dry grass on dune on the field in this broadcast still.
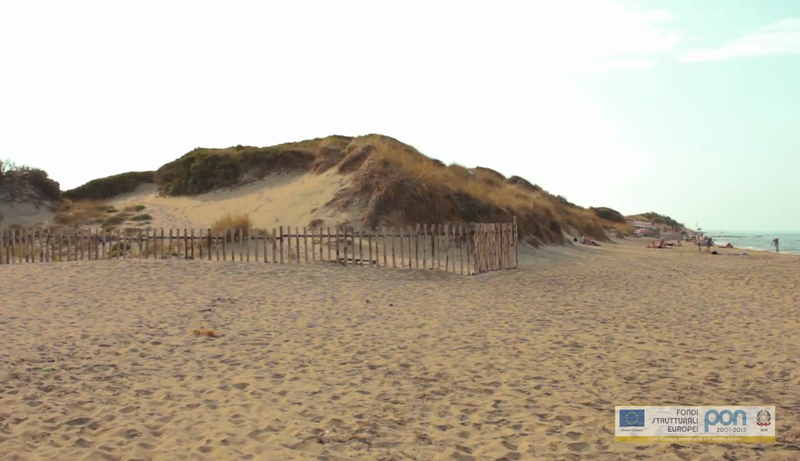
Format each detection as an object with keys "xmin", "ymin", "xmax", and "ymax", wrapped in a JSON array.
[
  {"xmin": 50, "ymin": 200, "xmax": 152, "ymax": 230},
  {"xmin": 338, "ymin": 135, "xmax": 618, "ymax": 243},
  {"xmin": 211, "ymin": 212, "xmax": 253, "ymax": 241},
  {"xmin": 610, "ymin": 222, "xmax": 635, "ymax": 238},
  {"xmin": 52, "ymin": 199, "xmax": 110, "ymax": 226}
]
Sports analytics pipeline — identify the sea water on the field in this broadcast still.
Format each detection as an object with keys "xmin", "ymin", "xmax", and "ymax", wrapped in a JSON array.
[{"xmin": 708, "ymin": 231, "xmax": 800, "ymax": 255}]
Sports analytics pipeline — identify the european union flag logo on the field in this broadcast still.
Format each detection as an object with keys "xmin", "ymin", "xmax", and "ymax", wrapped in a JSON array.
[{"xmin": 619, "ymin": 409, "xmax": 645, "ymax": 427}]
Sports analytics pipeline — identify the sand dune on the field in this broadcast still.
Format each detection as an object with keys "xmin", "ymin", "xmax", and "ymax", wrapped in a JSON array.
[
  {"xmin": 1, "ymin": 240, "xmax": 799, "ymax": 460},
  {"xmin": 105, "ymin": 171, "xmax": 355, "ymax": 229}
]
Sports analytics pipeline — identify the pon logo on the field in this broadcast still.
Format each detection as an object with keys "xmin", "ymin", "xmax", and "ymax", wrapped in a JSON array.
[{"xmin": 705, "ymin": 409, "xmax": 747, "ymax": 432}]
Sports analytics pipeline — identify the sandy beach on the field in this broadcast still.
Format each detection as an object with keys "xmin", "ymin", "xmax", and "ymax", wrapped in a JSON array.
[{"xmin": 1, "ymin": 239, "xmax": 799, "ymax": 460}]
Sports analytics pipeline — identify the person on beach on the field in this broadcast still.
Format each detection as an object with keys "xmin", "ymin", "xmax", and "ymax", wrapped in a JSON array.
[
  {"xmin": 705, "ymin": 236, "xmax": 713, "ymax": 252},
  {"xmin": 581, "ymin": 234, "xmax": 600, "ymax": 246},
  {"xmin": 773, "ymin": 237, "xmax": 779, "ymax": 253}
]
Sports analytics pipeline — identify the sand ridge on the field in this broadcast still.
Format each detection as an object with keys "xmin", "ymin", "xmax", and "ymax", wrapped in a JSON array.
[{"xmin": 1, "ymin": 240, "xmax": 799, "ymax": 460}]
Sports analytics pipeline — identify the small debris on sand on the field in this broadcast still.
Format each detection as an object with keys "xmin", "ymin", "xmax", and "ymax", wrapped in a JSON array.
[{"xmin": 193, "ymin": 329, "xmax": 218, "ymax": 338}]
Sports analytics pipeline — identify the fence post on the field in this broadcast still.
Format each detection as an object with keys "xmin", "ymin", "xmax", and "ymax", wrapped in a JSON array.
[
  {"xmin": 358, "ymin": 229, "xmax": 363, "ymax": 265},
  {"xmin": 466, "ymin": 224, "xmax": 472, "ymax": 275},
  {"xmin": 37, "ymin": 228, "xmax": 43, "ymax": 262},
  {"xmin": 278, "ymin": 226, "xmax": 283, "ymax": 264},
  {"xmin": 301, "ymin": 226, "xmax": 307, "ymax": 263},
  {"xmin": 414, "ymin": 224, "xmax": 419, "ymax": 269},
  {"xmin": 247, "ymin": 227, "xmax": 252, "ymax": 262},
  {"xmin": 272, "ymin": 228, "xmax": 277, "ymax": 263},
  {"xmin": 333, "ymin": 226, "xmax": 339, "ymax": 263},
  {"xmin": 479, "ymin": 224, "xmax": 484, "ymax": 274},
  {"xmin": 422, "ymin": 224, "xmax": 427, "ymax": 269},
  {"xmin": 458, "ymin": 224, "xmax": 463, "ymax": 275},
  {"xmin": 237, "ymin": 228, "xmax": 243, "ymax": 261},
  {"xmin": 310, "ymin": 227, "xmax": 316, "ymax": 263},
  {"xmin": 399, "ymin": 226, "xmax": 404, "ymax": 269},
  {"xmin": 390, "ymin": 226, "xmax": 395, "ymax": 268},
  {"xmin": 492, "ymin": 223, "xmax": 497, "ymax": 271},
  {"xmin": 513, "ymin": 216, "xmax": 518, "ymax": 269},
  {"xmin": 316, "ymin": 227, "xmax": 322, "ymax": 262},
  {"xmin": 292, "ymin": 227, "xmax": 297, "ymax": 264},
  {"xmin": 343, "ymin": 227, "xmax": 348, "ymax": 265}
]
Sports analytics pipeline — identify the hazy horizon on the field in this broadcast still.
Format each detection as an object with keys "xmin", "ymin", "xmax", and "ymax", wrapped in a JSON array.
[{"xmin": 1, "ymin": 0, "xmax": 798, "ymax": 232}]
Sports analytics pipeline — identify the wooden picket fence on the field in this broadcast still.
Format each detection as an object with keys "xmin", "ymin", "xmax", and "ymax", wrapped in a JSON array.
[{"xmin": 0, "ymin": 219, "xmax": 518, "ymax": 275}]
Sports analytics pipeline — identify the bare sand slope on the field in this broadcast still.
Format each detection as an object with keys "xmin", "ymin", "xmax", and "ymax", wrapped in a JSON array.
[
  {"xmin": 1, "ymin": 241, "xmax": 799, "ymax": 460},
  {"xmin": 106, "ymin": 171, "xmax": 355, "ymax": 229},
  {"xmin": 0, "ymin": 202, "xmax": 53, "ymax": 228}
]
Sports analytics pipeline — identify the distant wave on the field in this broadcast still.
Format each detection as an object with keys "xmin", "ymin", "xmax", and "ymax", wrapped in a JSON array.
[{"xmin": 733, "ymin": 245, "xmax": 800, "ymax": 255}]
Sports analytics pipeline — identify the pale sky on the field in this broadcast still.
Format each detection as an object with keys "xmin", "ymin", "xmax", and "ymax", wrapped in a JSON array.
[{"xmin": 1, "ymin": 0, "xmax": 798, "ymax": 232}]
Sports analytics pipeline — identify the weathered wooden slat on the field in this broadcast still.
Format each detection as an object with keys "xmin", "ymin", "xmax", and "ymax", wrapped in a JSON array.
[
  {"xmin": 431, "ymin": 224, "xmax": 436, "ymax": 270},
  {"xmin": 445, "ymin": 224, "xmax": 450, "ymax": 273},
  {"xmin": 277, "ymin": 227, "xmax": 283, "ymax": 264},
  {"xmin": 413, "ymin": 224, "xmax": 418, "ymax": 269},
  {"xmin": 399, "ymin": 226, "xmax": 404, "ymax": 269},
  {"xmin": 513, "ymin": 217, "xmax": 519, "ymax": 269},
  {"xmin": 303, "ymin": 226, "xmax": 308, "ymax": 263},
  {"xmin": 343, "ymin": 227, "xmax": 348, "ymax": 265},
  {"xmin": 422, "ymin": 224, "xmax": 427, "ymax": 269},
  {"xmin": 382, "ymin": 226, "xmax": 387, "ymax": 268},
  {"xmin": 295, "ymin": 226, "xmax": 300, "ymax": 264},
  {"xmin": 247, "ymin": 227, "xmax": 252, "ymax": 262},
  {"xmin": 237, "ymin": 228, "xmax": 242, "ymax": 261},
  {"xmin": 358, "ymin": 229, "xmax": 363, "ymax": 265},
  {"xmin": 310, "ymin": 227, "xmax": 315, "ymax": 263},
  {"xmin": 466, "ymin": 224, "xmax": 471, "ymax": 275},
  {"xmin": 318, "ymin": 227, "xmax": 323, "ymax": 262},
  {"xmin": 271, "ymin": 228, "xmax": 277, "ymax": 263},
  {"xmin": 390, "ymin": 226, "xmax": 396, "ymax": 268},
  {"xmin": 214, "ymin": 230, "xmax": 219, "ymax": 261}
]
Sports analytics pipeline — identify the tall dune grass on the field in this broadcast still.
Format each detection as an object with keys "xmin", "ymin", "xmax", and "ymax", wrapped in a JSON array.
[{"xmin": 211, "ymin": 212, "xmax": 252, "ymax": 242}]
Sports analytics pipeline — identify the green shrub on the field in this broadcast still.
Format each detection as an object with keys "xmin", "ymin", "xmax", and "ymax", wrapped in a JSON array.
[
  {"xmin": 153, "ymin": 137, "xmax": 351, "ymax": 196},
  {"xmin": 591, "ymin": 207, "xmax": 626, "ymax": 223},
  {"xmin": 63, "ymin": 171, "xmax": 155, "ymax": 201}
]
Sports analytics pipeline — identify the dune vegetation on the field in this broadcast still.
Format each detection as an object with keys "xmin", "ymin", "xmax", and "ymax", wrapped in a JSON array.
[
  {"xmin": 148, "ymin": 134, "xmax": 631, "ymax": 244},
  {"xmin": 5, "ymin": 134, "xmax": 662, "ymax": 244},
  {"xmin": 626, "ymin": 212, "xmax": 685, "ymax": 230},
  {"xmin": 62, "ymin": 171, "xmax": 155, "ymax": 201},
  {"xmin": 211, "ymin": 212, "xmax": 253, "ymax": 242},
  {"xmin": 0, "ymin": 157, "xmax": 61, "ymax": 202}
]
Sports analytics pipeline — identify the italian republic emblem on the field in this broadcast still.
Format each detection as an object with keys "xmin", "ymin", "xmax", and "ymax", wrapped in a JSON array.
[{"xmin": 756, "ymin": 409, "xmax": 772, "ymax": 427}]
